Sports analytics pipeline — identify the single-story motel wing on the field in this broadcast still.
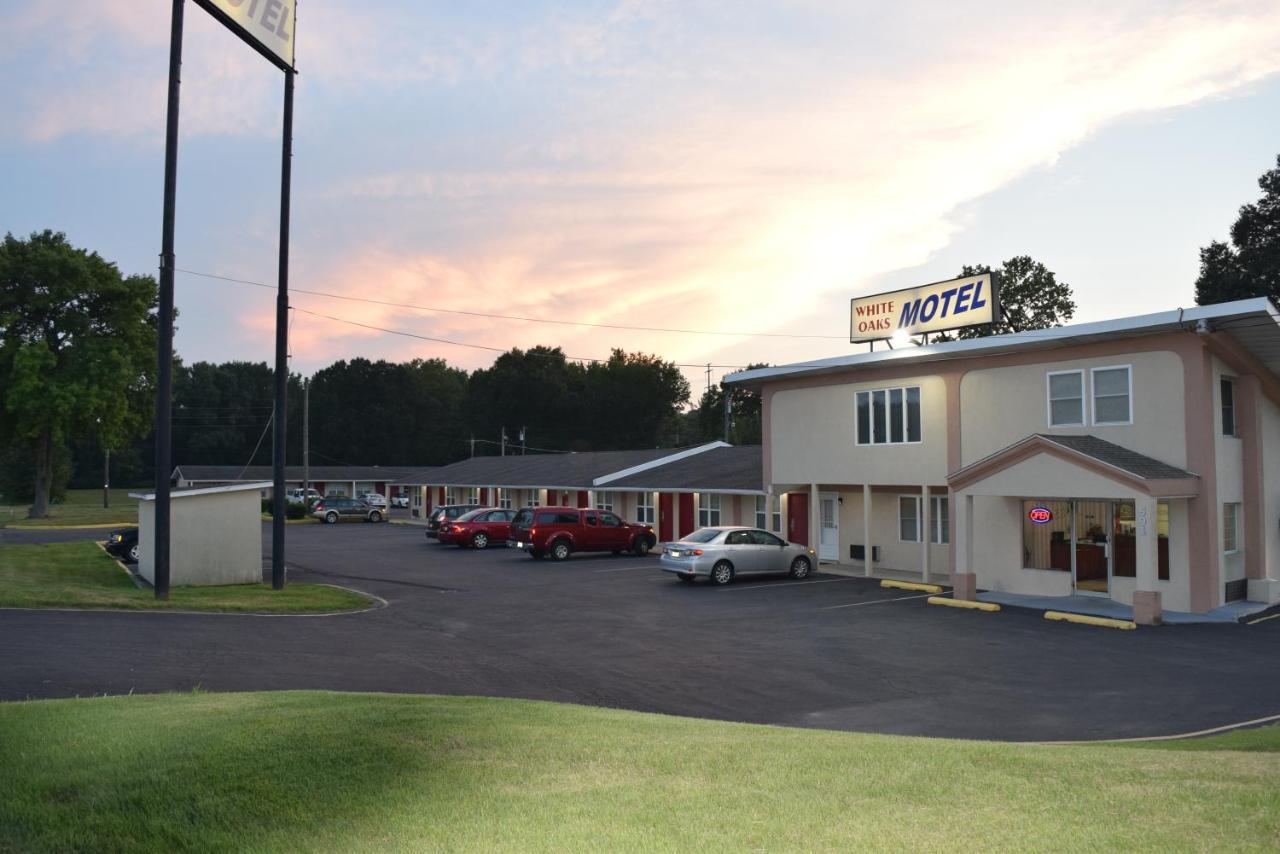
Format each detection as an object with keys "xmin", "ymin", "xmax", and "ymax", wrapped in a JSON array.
[
  {"xmin": 724, "ymin": 296, "xmax": 1280, "ymax": 623},
  {"xmin": 172, "ymin": 465, "xmax": 412, "ymax": 500},
  {"xmin": 391, "ymin": 443, "xmax": 770, "ymax": 542}
]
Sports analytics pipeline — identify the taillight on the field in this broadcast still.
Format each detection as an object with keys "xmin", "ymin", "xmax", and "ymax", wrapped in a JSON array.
[
  {"xmin": 451, "ymin": 525, "xmax": 462, "ymax": 533},
  {"xmin": 692, "ymin": 549, "xmax": 703, "ymax": 556},
  {"xmin": 531, "ymin": 528, "xmax": 537, "ymax": 536},
  {"xmin": 315, "ymin": 502, "xmax": 324, "ymax": 510}
]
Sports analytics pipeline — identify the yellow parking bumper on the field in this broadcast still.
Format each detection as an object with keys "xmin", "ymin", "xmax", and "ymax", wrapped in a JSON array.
[
  {"xmin": 882, "ymin": 579, "xmax": 944, "ymax": 594},
  {"xmin": 1044, "ymin": 611, "xmax": 1136, "ymax": 630},
  {"xmin": 927, "ymin": 596, "xmax": 1000, "ymax": 612}
]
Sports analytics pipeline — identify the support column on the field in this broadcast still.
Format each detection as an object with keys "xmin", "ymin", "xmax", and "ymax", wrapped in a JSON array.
[
  {"xmin": 1133, "ymin": 494, "xmax": 1163, "ymax": 625},
  {"xmin": 809, "ymin": 483, "xmax": 820, "ymax": 560},
  {"xmin": 920, "ymin": 485, "xmax": 931, "ymax": 584},
  {"xmin": 862, "ymin": 483, "xmax": 872, "ymax": 577},
  {"xmin": 952, "ymin": 492, "xmax": 976, "ymax": 600}
]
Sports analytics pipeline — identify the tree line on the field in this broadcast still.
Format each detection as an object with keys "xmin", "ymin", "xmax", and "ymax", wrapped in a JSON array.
[{"xmin": 6, "ymin": 153, "xmax": 1280, "ymax": 514}]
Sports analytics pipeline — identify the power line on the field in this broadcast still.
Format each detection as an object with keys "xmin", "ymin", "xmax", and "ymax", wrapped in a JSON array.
[{"xmin": 176, "ymin": 267, "xmax": 847, "ymax": 340}]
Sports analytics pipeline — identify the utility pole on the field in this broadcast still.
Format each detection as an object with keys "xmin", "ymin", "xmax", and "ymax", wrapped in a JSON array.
[
  {"xmin": 470, "ymin": 435, "xmax": 475, "ymax": 458},
  {"xmin": 705, "ymin": 363, "xmax": 711, "ymax": 394},
  {"xmin": 269, "ymin": 65, "xmax": 294, "ymax": 592},
  {"xmin": 103, "ymin": 448, "xmax": 110, "ymax": 509},
  {"xmin": 302, "ymin": 378, "xmax": 309, "ymax": 499},
  {"xmin": 500, "ymin": 427, "xmax": 506, "ymax": 457},
  {"xmin": 520, "ymin": 426, "xmax": 526, "ymax": 455}
]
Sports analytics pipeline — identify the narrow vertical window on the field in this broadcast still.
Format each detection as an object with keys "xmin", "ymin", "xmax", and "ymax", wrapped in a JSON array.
[
  {"xmin": 1221, "ymin": 378, "xmax": 1236, "ymax": 437},
  {"xmin": 889, "ymin": 388, "xmax": 905, "ymax": 443},
  {"xmin": 898, "ymin": 496, "xmax": 920, "ymax": 542},
  {"xmin": 906, "ymin": 386, "xmax": 922, "ymax": 442},
  {"xmin": 931, "ymin": 496, "xmax": 949, "ymax": 544},
  {"xmin": 1223, "ymin": 503, "xmax": 1240, "ymax": 553},
  {"xmin": 873, "ymin": 390, "xmax": 888, "ymax": 444},
  {"xmin": 856, "ymin": 391, "xmax": 871, "ymax": 445},
  {"xmin": 755, "ymin": 495, "xmax": 767, "ymax": 529}
]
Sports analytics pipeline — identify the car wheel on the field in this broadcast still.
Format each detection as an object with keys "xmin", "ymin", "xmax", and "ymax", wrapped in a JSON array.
[
  {"xmin": 127, "ymin": 544, "xmax": 140, "ymax": 563},
  {"xmin": 550, "ymin": 540, "xmax": 571, "ymax": 561},
  {"xmin": 325, "ymin": 511, "xmax": 339, "ymax": 524},
  {"xmin": 472, "ymin": 532, "xmax": 489, "ymax": 549},
  {"xmin": 677, "ymin": 573, "xmax": 695, "ymax": 583},
  {"xmin": 632, "ymin": 538, "xmax": 650, "ymax": 557},
  {"xmin": 789, "ymin": 556, "xmax": 812, "ymax": 580},
  {"xmin": 711, "ymin": 560, "xmax": 735, "ymax": 586},
  {"xmin": 369, "ymin": 510, "xmax": 382, "ymax": 523}
]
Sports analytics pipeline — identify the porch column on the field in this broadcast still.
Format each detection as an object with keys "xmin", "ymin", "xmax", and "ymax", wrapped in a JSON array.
[
  {"xmin": 862, "ymin": 483, "xmax": 873, "ymax": 577},
  {"xmin": 809, "ymin": 483, "xmax": 820, "ymax": 560},
  {"xmin": 952, "ymin": 492, "xmax": 976, "ymax": 600},
  {"xmin": 1133, "ymin": 494, "xmax": 1163, "ymax": 625},
  {"xmin": 920, "ymin": 485, "xmax": 930, "ymax": 584}
]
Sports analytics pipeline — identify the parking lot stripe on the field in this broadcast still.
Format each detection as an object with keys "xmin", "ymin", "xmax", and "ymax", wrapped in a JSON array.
[
  {"xmin": 719, "ymin": 577, "xmax": 862, "ymax": 592},
  {"xmin": 821, "ymin": 592, "xmax": 935, "ymax": 610},
  {"xmin": 593, "ymin": 564, "xmax": 661, "ymax": 573}
]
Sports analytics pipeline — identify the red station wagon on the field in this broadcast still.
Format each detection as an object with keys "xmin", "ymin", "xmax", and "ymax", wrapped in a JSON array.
[
  {"xmin": 509, "ymin": 506, "xmax": 657, "ymax": 561},
  {"xmin": 438, "ymin": 508, "xmax": 517, "ymax": 549}
]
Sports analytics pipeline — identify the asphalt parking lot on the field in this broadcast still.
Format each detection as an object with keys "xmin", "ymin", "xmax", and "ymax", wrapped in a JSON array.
[{"xmin": 3, "ymin": 520, "xmax": 1279, "ymax": 741}]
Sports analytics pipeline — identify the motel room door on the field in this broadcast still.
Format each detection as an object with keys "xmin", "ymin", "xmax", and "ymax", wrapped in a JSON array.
[
  {"xmin": 818, "ymin": 493, "xmax": 839, "ymax": 561},
  {"xmin": 658, "ymin": 493, "xmax": 674, "ymax": 542},
  {"xmin": 788, "ymin": 493, "xmax": 809, "ymax": 546}
]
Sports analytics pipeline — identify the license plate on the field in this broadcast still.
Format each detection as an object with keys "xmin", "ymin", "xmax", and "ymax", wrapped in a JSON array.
[
  {"xmin": 514, "ymin": 541, "xmax": 525, "ymax": 549},
  {"xmin": 667, "ymin": 549, "xmax": 681, "ymax": 557}
]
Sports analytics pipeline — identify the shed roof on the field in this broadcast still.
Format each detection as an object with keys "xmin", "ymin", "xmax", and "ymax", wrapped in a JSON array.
[
  {"xmin": 173, "ymin": 465, "xmax": 417, "ymax": 483},
  {"xmin": 130, "ymin": 481, "xmax": 272, "ymax": 501}
]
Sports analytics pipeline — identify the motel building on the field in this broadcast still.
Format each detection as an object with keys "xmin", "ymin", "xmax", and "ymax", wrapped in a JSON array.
[
  {"xmin": 392, "ymin": 443, "xmax": 770, "ymax": 541},
  {"xmin": 724, "ymin": 296, "xmax": 1280, "ymax": 624}
]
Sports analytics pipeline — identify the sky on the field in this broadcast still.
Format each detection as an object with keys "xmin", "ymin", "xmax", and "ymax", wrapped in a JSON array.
[{"xmin": 3, "ymin": 1, "xmax": 1280, "ymax": 395}]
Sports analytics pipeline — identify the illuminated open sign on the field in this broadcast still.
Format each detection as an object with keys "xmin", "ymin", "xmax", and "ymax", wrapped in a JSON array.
[{"xmin": 1027, "ymin": 506, "xmax": 1054, "ymax": 525}]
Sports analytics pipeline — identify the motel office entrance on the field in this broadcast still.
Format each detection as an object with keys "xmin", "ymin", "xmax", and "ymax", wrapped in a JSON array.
[{"xmin": 1022, "ymin": 499, "xmax": 1169, "ymax": 596}]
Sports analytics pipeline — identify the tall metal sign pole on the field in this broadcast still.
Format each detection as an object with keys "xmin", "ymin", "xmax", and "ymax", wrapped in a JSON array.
[{"xmin": 154, "ymin": 0, "xmax": 297, "ymax": 598}]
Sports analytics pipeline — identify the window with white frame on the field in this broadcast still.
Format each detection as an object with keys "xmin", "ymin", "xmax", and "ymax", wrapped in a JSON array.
[
  {"xmin": 636, "ymin": 492, "xmax": 655, "ymax": 525},
  {"xmin": 464, "ymin": 487, "xmax": 479, "ymax": 504},
  {"xmin": 855, "ymin": 386, "xmax": 921, "ymax": 445},
  {"xmin": 445, "ymin": 487, "xmax": 458, "ymax": 504},
  {"xmin": 755, "ymin": 495, "xmax": 768, "ymax": 529},
  {"xmin": 525, "ymin": 491, "xmax": 540, "ymax": 507},
  {"xmin": 1221, "ymin": 377, "xmax": 1237, "ymax": 437},
  {"xmin": 698, "ymin": 493, "xmax": 721, "ymax": 526},
  {"xmin": 594, "ymin": 491, "xmax": 615, "ymax": 511},
  {"xmin": 1091, "ymin": 366, "xmax": 1132, "ymax": 425},
  {"xmin": 930, "ymin": 495, "xmax": 949, "ymax": 544},
  {"xmin": 498, "ymin": 491, "xmax": 512, "ymax": 509},
  {"xmin": 771, "ymin": 495, "xmax": 782, "ymax": 532},
  {"xmin": 1223, "ymin": 502, "xmax": 1241, "ymax": 553},
  {"xmin": 1047, "ymin": 370, "xmax": 1084, "ymax": 427},
  {"xmin": 754, "ymin": 495, "xmax": 783, "ymax": 532},
  {"xmin": 898, "ymin": 496, "xmax": 921, "ymax": 542}
]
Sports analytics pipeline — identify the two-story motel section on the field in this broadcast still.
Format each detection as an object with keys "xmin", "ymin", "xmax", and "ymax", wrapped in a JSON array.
[{"xmin": 725, "ymin": 298, "xmax": 1280, "ymax": 623}]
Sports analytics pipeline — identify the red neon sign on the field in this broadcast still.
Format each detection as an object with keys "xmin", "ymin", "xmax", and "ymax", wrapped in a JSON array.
[{"xmin": 1027, "ymin": 506, "xmax": 1054, "ymax": 525}]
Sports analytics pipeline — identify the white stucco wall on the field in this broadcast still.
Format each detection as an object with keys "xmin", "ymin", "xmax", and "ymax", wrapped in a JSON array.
[
  {"xmin": 1263, "ymin": 395, "xmax": 1280, "ymax": 582},
  {"xmin": 1213, "ymin": 357, "xmax": 1246, "ymax": 586},
  {"xmin": 960, "ymin": 350, "xmax": 1187, "ymax": 469}
]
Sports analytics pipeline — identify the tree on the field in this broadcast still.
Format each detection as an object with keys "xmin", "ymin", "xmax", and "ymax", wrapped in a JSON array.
[
  {"xmin": 584, "ymin": 350, "xmax": 690, "ymax": 450},
  {"xmin": 692, "ymin": 363, "xmax": 768, "ymax": 445},
  {"xmin": 1196, "ymin": 154, "xmax": 1280, "ymax": 305},
  {"xmin": 940, "ymin": 256, "xmax": 1076, "ymax": 339},
  {"xmin": 0, "ymin": 231, "xmax": 157, "ymax": 517}
]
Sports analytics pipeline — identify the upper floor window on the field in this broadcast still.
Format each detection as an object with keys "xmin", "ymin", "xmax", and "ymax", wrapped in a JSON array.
[
  {"xmin": 1047, "ymin": 370, "xmax": 1084, "ymax": 427},
  {"xmin": 698, "ymin": 492, "xmax": 721, "ymax": 526},
  {"xmin": 1091, "ymin": 366, "xmax": 1132, "ymax": 425},
  {"xmin": 1221, "ymin": 378, "xmax": 1237, "ymax": 437},
  {"xmin": 856, "ymin": 386, "xmax": 921, "ymax": 445}
]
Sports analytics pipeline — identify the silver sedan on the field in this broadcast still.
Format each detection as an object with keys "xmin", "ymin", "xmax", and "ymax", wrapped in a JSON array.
[{"xmin": 659, "ymin": 526, "xmax": 816, "ymax": 585}]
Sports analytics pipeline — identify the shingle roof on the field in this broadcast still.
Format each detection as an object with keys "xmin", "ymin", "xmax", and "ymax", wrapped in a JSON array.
[
  {"xmin": 1036, "ymin": 435, "xmax": 1197, "ymax": 480},
  {"xmin": 602, "ymin": 445, "xmax": 763, "ymax": 492},
  {"xmin": 173, "ymin": 465, "xmax": 419, "ymax": 483},
  {"xmin": 392, "ymin": 447, "xmax": 702, "ymax": 488}
]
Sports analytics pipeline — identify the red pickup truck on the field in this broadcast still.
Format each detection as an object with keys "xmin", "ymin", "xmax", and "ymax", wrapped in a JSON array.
[{"xmin": 509, "ymin": 506, "xmax": 657, "ymax": 560}]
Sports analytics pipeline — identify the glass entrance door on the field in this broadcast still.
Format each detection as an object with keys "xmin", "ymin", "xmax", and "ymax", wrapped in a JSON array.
[
  {"xmin": 1072, "ymin": 500, "xmax": 1111, "ymax": 595},
  {"xmin": 818, "ymin": 494, "xmax": 838, "ymax": 561}
]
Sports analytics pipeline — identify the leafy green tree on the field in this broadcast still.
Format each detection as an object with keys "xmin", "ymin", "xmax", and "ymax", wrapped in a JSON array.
[
  {"xmin": 466, "ymin": 347, "xmax": 589, "ymax": 454},
  {"xmin": 1196, "ymin": 154, "xmax": 1280, "ymax": 305},
  {"xmin": 0, "ymin": 231, "xmax": 157, "ymax": 517},
  {"xmin": 693, "ymin": 363, "xmax": 768, "ymax": 445},
  {"xmin": 940, "ymin": 256, "xmax": 1076, "ymax": 339},
  {"xmin": 584, "ymin": 350, "xmax": 690, "ymax": 450}
]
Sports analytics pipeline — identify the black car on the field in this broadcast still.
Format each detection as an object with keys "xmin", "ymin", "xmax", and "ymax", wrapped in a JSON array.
[
  {"xmin": 105, "ymin": 527, "xmax": 140, "ymax": 563},
  {"xmin": 425, "ymin": 504, "xmax": 484, "ymax": 539}
]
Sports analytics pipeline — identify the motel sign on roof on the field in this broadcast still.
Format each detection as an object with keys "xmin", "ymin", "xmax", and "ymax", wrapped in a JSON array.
[
  {"xmin": 197, "ymin": 0, "xmax": 296, "ymax": 70},
  {"xmin": 849, "ymin": 273, "xmax": 1001, "ymax": 343}
]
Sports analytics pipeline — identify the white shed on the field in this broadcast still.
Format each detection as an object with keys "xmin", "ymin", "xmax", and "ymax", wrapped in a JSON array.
[{"xmin": 129, "ymin": 482, "xmax": 269, "ymax": 587}]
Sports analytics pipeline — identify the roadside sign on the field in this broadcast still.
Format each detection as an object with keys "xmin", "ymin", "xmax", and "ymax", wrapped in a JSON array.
[
  {"xmin": 195, "ymin": 0, "xmax": 296, "ymax": 70},
  {"xmin": 850, "ymin": 273, "xmax": 1000, "ymax": 343}
]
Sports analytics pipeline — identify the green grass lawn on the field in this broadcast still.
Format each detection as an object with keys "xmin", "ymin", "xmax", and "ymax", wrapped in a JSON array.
[
  {"xmin": 0, "ymin": 487, "xmax": 141, "ymax": 528},
  {"xmin": 0, "ymin": 692, "xmax": 1276, "ymax": 853},
  {"xmin": 0, "ymin": 540, "xmax": 371, "ymax": 614}
]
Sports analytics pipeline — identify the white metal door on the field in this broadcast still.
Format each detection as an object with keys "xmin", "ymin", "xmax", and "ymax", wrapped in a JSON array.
[{"xmin": 819, "ymin": 493, "xmax": 839, "ymax": 561}]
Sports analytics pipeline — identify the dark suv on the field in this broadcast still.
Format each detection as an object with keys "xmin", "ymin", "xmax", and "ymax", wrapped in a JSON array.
[
  {"xmin": 425, "ymin": 504, "xmax": 484, "ymax": 540},
  {"xmin": 509, "ymin": 506, "xmax": 657, "ymax": 560}
]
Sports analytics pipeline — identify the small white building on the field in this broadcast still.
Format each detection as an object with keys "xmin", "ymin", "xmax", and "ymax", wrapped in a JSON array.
[{"xmin": 130, "ymin": 482, "xmax": 269, "ymax": 587}]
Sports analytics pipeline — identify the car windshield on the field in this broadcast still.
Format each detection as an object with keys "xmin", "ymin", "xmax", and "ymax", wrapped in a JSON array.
[
  {"xmin": 456, "ymin": 509, "xmax": 487, "ymax": 522},
  {"xmin": 683, "ymin": 528, "xmax": 724, "ymax": 543}
]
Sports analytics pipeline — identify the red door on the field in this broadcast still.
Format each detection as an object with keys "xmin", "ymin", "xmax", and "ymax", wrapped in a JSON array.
[
  {"xmin": 788, "ymin": 492, "xmax": 809, "ymax": 545},
  {"xmin": 577, "ymin": 490, "xmax": 589, "ymax": 508},
  {"xmin": 678, "ymin": 493, "xmax": 695, "ymax": 538},
  {"xmin": 659, "ymin": 493, "xmax": 674, "ymax": 541}
]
